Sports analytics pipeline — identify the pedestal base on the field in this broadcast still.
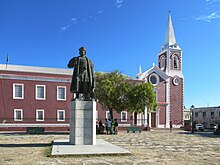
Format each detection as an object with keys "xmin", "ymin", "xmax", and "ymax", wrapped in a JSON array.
[
  {"xmin": 52, "ymin": 139, "xmax": 131, "ymax": 156},
  {"xmin": 69, "ymin": 100, "xmax": 96, "ymax": 145}
]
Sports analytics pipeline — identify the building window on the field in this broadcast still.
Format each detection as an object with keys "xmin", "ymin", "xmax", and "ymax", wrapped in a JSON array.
[
  {"xmin": 202, "ymin": 112, "xmax": 206, "ymax": 118},
  {"xmin": 96, "ymin": 111, "xmax": 98, "ymax": 121},
  {"xmin": 106, "ymin": 111, "xmax": 111, "ymax": 119},
  {"xmin": 13, "ymin": 84, "xmax": 24, "ymax": 99},
  {"xmin": 36, "ymin": 109, "xmax": 44, "ymax": 121},
  {"xmin": 36, "ymin": 85, "xmax": 46, "ymax": 100},
  {"xmin": 149, "ymin": 73, "xmax": 159, "ymax": 86},
  {"xmin": 14, "ymin": 109, "xmax": 23, "ymax": 121},
  {"xmin": 160, "ymin": 57, "xmax": 165, "ymax": 69},
  {"xmin": 195, "ymin": 112, "xmax": 198, "ymax": 118},
  {"xmin": 185, "ymin": 113, "xmax": 190, "ymax": 120},
  {"xmin": 173, "ymin": 55, "xmax": 179, "ymax": 69},
  {"xmin": 121, "ymin": 111, "xmax": 127, "ymax": 122},
  {"xmin": 211, "ymin": 112, "xmax": 215, "ymax": 119},
  {"xmin": 57, "ymin": 86, "xmax": 66, "ymax": 101},
  {"xmin": 57, "ymin": 110, "xmax": 65, "ymax": 121}
]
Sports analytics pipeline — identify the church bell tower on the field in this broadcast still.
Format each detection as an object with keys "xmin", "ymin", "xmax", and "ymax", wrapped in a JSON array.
[
  {"xmin": 158, "ymin": 13, "xmax": 184, "ymax": 127},
  {"xmin": 158, "ymin": 13, "xmax": 183, "ymax": 77}
]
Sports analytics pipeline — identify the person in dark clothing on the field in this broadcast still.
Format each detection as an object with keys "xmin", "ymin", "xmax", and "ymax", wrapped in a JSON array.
[
  {"xmin": 114, "ymin": 119, "xmax": 118, "ymax": 134},
  {"xmin": 105, "ymin": 118, "xmax": 109, "ymax": 134},
  {"xmin": 98, "ymin": 120, "xmax": 104, "ymax": 133}
]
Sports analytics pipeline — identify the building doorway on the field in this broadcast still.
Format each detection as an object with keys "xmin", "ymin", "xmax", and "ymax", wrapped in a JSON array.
[
  {"xmin": 134, "ymin": 112, "xmax": 137, "ymax": 125},
  {"xmin": 151, "ymin": 112, "xmax": 156, "ymax": 127}
]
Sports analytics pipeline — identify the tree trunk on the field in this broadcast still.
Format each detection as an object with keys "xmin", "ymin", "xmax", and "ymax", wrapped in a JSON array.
[{"xmin": 109, "ymin": 108, "xmax": 114, "ymax": 120}]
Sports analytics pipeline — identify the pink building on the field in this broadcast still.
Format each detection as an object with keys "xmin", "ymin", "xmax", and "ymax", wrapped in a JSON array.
[
  {"xmin": 0, "ymin": 64, "xmax": 134, "ymax": 131},
  {"xmin": 0, "ymin": 65, "xmax": 72, "ymax": 131}
]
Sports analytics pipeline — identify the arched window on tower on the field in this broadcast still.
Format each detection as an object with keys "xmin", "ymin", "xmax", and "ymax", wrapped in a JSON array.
[
  {"xmin": 160, "ymin": 57, "xmax": 165, "ymax": 69},
  {"xmin": 173, "ymin": 55, "xmax": 179, "ymax": 69}
]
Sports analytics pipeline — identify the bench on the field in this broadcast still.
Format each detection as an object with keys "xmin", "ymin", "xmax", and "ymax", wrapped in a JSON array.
[
  {"xmin": 26, "ymin": 127, "xmax": 45, "ymax": 134},
  {"xmin": 127, "ymin": 126, "xmax": 141, "ymax": 133}
]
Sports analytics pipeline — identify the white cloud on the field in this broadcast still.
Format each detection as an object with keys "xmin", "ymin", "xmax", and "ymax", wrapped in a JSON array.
[
  {"xmin": 71, "ymin": 17, "xmax": 77, "ymax": 24},
  {"xmin": 114, "ymin": 0, "xmax": 123, "ymax": 8},
  {"xmin": 83, "ymin": 18, "xmax": 87, "ymax": 23},
  {"xmin": 59, "ymin": 17, "xmax": 77, "ymax": 32},
  {"xmin": 98, "ymin": 10, "xmax": 103, "ymax": 14},
  {"xmin": 116, "ymin": 4, "xmax": 122, "ymax": 8},
  {"xmin": 60, "ymin": 2, "xmax": 122, "ymax": 32},
  {"xmin": 206, "ymin": 0, "xmax": 220, "ymax": 4},
  {"xmin": 195, "ymin": 12, "xmax": 220, "ymax": 22},
  {"xmin": 60, "ymin": 24, "xmax": 70, "ymax": 31}
]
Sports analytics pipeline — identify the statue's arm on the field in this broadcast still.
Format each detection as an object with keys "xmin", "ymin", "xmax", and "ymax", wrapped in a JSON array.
[{"xmin": 67, "ymin": 57, "xmax": 77, "ymax": 68}]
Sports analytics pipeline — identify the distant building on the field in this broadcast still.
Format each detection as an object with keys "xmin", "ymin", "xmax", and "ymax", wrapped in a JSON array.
[
  {"xmin": 184, "ymin": 108, "xmax": 191, "ymax": 121},
  {"xmin": 183, "ymin": 108, "xmax": 191, "ymax": 128},
  {"xmin": 192, "ymin": 106, "xmax": 220, "ymax": 129},
  {"xmin": 137, "ymin": 13, "xmax": 184, "ymax": 128}
]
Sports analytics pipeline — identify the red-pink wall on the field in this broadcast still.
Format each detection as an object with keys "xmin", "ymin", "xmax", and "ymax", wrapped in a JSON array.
[{"xmin": 170, "ymin": 77, "xmax": 183, "ymax": 125}]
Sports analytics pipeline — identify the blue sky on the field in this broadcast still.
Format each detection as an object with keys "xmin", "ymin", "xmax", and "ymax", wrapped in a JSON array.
[{"xmin": 1, "ymin": 0, "xmax": 220, "ymax": 108}]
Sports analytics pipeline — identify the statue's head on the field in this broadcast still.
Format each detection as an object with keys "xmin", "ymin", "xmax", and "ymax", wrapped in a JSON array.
[{"xmin": 79, "ymin": 47, "xmax": 86, "ymax": 56}]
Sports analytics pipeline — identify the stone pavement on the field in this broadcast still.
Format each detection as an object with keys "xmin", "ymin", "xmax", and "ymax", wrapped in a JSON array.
[{"xmin": 0, "ymin": 129, "xmax": 219, "ymax": 165}]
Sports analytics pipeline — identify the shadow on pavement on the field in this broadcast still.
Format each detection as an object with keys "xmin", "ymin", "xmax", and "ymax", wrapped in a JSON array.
[
  {"xmin": 0, "ymin": 143, "xmax": 51, "ymax": 147},
  {"xmin": 0, "ymin": 131, "xmax": 69, "ymax": 135},
  {"xmin": 178, "ymin": 131, "xmax": 220, "ymax": 138}
]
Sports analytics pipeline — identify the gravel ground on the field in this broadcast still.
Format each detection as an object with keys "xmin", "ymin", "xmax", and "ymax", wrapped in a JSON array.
[{"xmin": 0, "ymin": 129, "xmax": 219, "ymax": 165}]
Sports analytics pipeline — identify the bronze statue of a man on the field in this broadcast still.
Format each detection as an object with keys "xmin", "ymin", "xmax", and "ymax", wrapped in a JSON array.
[{"xmin": 68, "ymin": 47, "xmax": 95, "ymax": 100}]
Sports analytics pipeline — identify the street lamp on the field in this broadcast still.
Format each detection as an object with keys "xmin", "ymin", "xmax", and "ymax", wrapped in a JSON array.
[{"xmin": 191, "ymin": 105, "xmax": 195, "ymax": 133}]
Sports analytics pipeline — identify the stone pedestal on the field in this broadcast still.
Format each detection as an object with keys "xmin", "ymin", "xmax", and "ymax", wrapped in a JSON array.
[{"xmin": 70, "ymin": 100, "xmax": 96, "ymax": 145}]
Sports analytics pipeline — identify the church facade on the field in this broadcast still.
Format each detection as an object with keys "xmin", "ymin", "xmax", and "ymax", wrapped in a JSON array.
[{"xmin": 137, "ymin": 14, "xmax": 184, "ymax": 128}]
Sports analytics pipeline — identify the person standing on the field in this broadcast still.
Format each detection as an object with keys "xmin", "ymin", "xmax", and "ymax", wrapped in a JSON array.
[
  {"xmin": 107, "ymin": 119, "xmax": 112, "ymax": 134},
  {"xmin": 170, "ymin": 121, "xmax": 172, "ymax": 133},
  {"xmin": 105, "ymin": 119, "xmax": 108, "ymax": 134},
  {"xmin": 98, "ymin": 120, "xmax": 103, "ymax": 133},
  {"xmin": 114, "ymin": 119, "xmax": 118, "ymax": 134},
  {"xmin": 111, "ymin": 119, "xmax": 115, "ymax": 134}
]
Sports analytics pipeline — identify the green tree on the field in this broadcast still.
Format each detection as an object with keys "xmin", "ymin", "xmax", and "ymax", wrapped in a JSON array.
[
  {"xmin": 95, "ymin": 71, "xmax": 157, "ymax": 119},
  {"xmin": 128, "ymin": 82, "xmax": 157, "ymax": 113},
  {"xmin": 95, "ymin": 71, "xmax": 130, "ymax": 119},
  {"xmin": 190, "ymin": 105, "xmax": 195, "ymax": 109}
]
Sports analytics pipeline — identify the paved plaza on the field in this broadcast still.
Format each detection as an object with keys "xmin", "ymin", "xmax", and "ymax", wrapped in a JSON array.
[{"xmin": 0, "ymin": 129, "xmax": 219, "ymax": 165}]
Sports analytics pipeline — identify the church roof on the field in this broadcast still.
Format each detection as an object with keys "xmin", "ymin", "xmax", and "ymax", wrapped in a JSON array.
[
  {"xmin": 0, "ymin": 64, "xmax": 72, "ymax": 75},
  {"xmin": 164, "ymin": 12, "xmax": 176, "ymax": 46},
  {"xmin": 138, "ymin": 64, "xmax": 169, "ymax": 81},
  {"xmin": 160, "ymin": 13, "xmax": 181, "ymax": 53}
]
